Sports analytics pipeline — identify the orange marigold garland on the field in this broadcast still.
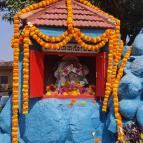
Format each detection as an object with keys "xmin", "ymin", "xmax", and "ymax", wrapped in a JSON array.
[
  {"xmin": 67, "ymin": 0, "xmax": 74, "ymax": 32},
  {"xmin": 30, "ymin": 28, "xmax": 73, "ymax": 50},
  {"xmin": 12, "ymin": 47, "xmax": 19, "ymax": 143},
  {"xmin": 112, "ymin": 40, "xmax": 124, "ymax": 80},
  {"xmin": 102, "ymin": 40, "xmax": 124, "ymax": 112},
  {"xmin": 113, "ymin": 48, "xmax": 131, "ymax": 141},
  {"xmin": 12, "ymin": 13, "xmax": 21, "ymax": 143},
  {"xmin": 31, "ymin": 26, "xmax": 69, "ymax": 42},
  {"xmin": 22, "ymin": 28, "xmax": 31, "ymax": 114},
  {"xmin": 102, "ymin": 31, "xmax": 115, "ymax": 112},
  {"xmin": 12, "ymin": 0, "xmax": 59, "ymax": 48},
  {"xmin": 79, "ymin": 29, "xmax": 111, "ymax": 44},
  {"xmin": 74, "ymin": 29, "xmax": 107, "ymax": 51},
  {"xmin": 11, "ymin": 1, "xmax": 58, "ymax": 142}
]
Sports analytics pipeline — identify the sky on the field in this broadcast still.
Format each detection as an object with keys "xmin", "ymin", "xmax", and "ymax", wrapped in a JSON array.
[{"xmin": 0, "ymin": 13, "xmax": 13, "ymax": 61}]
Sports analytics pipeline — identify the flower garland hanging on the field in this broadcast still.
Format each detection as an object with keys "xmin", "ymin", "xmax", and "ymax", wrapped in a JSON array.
[
  {"xmin": 11, "ymin": 1, "xmax": 59, "ymax": 143},
  {"xmin": 102, "ymin": 39, "xmax": 124, "ymax": 112},
  {"xmin": 79, "ymin": 29, "xmax": 111, "ymax": 43},
  {"xmin": 22, "ymin": 28, "xmax": 31, "ymax": 114},
  {"xmin": 112, "ymin": 40, "xmax": 124, "ymax": 80},
  {"xmin": 12, "ymin": 13, "xmax": 21, "ymax": 143},
  {"xmin": 30, "ymin": 26, "xmax": 69, "ymax": 42},
  {"xmin": 102, "ymin": 31, "xmax": 115, "ymax": 112},
  {"xmin": 67, "ymin": 0, "xmax": 74, "ymax": 32},
  {"xmin": 12, "ymin": 46, "xmax": 19, "ymax": 143},
  {"xmin": 113, "ymin": 48, "xmax": 131, "ymax": 141},
  {"xmin": 74, "ymin": 31, "xmax": 107, "ymax": 51},
  {"xmin": 30, "ymin": 28, "xmax": 73, "ymax": 49}
]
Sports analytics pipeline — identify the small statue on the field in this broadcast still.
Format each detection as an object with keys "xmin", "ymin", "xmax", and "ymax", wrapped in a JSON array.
[
  {"xmin": 46, "ymin": 56, "xmax": 95, "ymax": 96},
  {"xmin": 54, "ymin": 56, "xmax": 89, "ymax": 87}
]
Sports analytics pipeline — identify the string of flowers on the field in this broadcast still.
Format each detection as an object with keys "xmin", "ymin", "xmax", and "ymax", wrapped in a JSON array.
[
  {"xmin": 11, "ymin": 25, "xmax": 29, "ymax": 48},
  {"xmin": 102, "ymin": 39, "xmax": 124, "ymax": 112},
  {"xmin": 11, "ymin": 1, "xmax": 59, "ymax": 143},
  {"xmin": 12, "ymin": 0, "xmax": 59, "ymax": 51},
  {"xmin": 112, "ymin": 40, "xmax": 124, "ymax": 80},
  {"xmin": 67, "ymin": 0, "xmax": 74, "ymax": 32},
  {"xmin": 79, "ymin": 29, "xmax": 111, "ymax": 43},
  {"xmin": 12, "ymin": 45, "xmax": 19, "ymax": 143},
  {"xmin": 11, "ymin": 12, "xmax": 22, "ymax": 143},
  {"xmin": 113, "ymin": 48, "xmax": 131, "ymax": 141},
  {"xmin": 30, "ymin": 27, "xmax": 73, "ymax": 49},
  {"xmin": 22, "ymin": 28, "xmax": 31, "ymax": 114},
  {"xmin": 112, "ymin": 20, "xmax": 121, "ymax": 79},
  {"xmin": 31, "ymin": 26, "xmax": 69, "ymax": 42},
  {"xmin": 74, "ymin": 29, "xmax": 108, "ymax": 51},
  {"xmin": 102, "ymin": 32, "xmax": 115, "ymax": 112}
]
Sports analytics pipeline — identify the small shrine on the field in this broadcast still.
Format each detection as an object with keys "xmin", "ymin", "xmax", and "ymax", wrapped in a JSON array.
[
  {"xmin": 19, "ymin": 0, "xmax": 114, "ymax": 99},
  {"xmin": 10, "ymin": 0, "xmax": 131, "ymax": 142}
]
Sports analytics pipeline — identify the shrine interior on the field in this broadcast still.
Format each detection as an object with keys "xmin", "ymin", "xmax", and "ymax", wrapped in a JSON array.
[{"xmin": 44, "ymin": 54, "xmax": 96, "ymax": 95}]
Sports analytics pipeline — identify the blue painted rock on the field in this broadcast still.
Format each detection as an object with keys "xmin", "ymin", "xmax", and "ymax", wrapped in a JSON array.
[
  {"xmin": 122, "ymin": 46, "xmax": 130, "ymax": 57},
  {"xmin": 0, "ymin": 96, "xmax": 116, "ymax": 143},
  {"xmin": 65, "ymin": 140, "xmax": 74, "ymax": 143},
  {"xmin": 0, "ymin": 97, "xmax": 11, "ymax": 134},
  {"xmin": 118, "ymin": 73, "xmax": 142, "ymax": 100},
  {"xmin": 0, "ymin": 96, "xmax": 9, "ymax": 109},
  {"xmin": 0, "ymin": 132, "xmax": 11, "ymax": 143},
  {"xmin": 123, "ymin": 56, "xmax": 137, "ymax": 74},
  {"xmin": 70, "ymin": 102, "xmax": 101, "ymax": 143},
  {"xmin": 132, "ymin": 32, "xmax": 143, "ymax": 55},
  {"xmin": 23, "ymin": 99, "xmax": 71, "ymax": 143},
  {"xmin": 136, "ymin": 104, "xmax": 143, "ymax": 127},
  {"xmin": 124, "ymin": 61, "xmax": 132, "ymax": 74},
  {"xmin": 106, "ymin": 112, "xmax": 117, "ymax": 133},
  {"xmin": 119, "ymin": 99, "xmax": 140, "ymax": 120},
  {"xmin": 102, "ymin": 126, "xmax": 116, "ymax": 143},
  {"xmin": 130, "ymin": 56, "xmax": 143, "ymax": 77}
]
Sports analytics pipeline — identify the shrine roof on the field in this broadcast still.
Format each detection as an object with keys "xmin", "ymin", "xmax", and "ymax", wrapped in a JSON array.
[{"xmin": 20, "ymin": 0, "xmax": 115, "ymax": 29}]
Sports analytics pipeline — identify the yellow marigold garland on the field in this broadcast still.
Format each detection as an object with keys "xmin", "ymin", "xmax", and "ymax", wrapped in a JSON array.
[
  {"xmin": 102, "ymin": 39, "xmax": 124, "ymax": 112},
  {"xmin": 12, "ymin": 1, "xmax": 59, "ymax": 142},
  {"xmin": 22, "ymin": 28, "xmax": 31, "ymax": 114},
  {"xmin": 112, "ymin": 40, "xmax": 124, "ymax": 80},
  {"xmin": 102, "ymin": 36, "xmax": 114, "ymax": 112},
  {"xmin": 12, "ymin": 0, "xmax": 59, "ymax": 48},
  {"xmin": 79, "ymin": 29, "xmax": 111, "ymax": 43},
  {"xmin": 30, "ymin": 28, "xmax": 73, "ymax": 49},
  {"xmin": 67, "ymin": 0, "xmax": 74, "ymax": 32},
  {"xmin": 113, "ymin": 48, "xmax": 131, "ymax": 141},
  {"xmin": 11, "ymin": 25, "xmax": 30, "ymax": 48},
  {"xmin": 31, "ymin": 26, "xmax": 69, "ymax": 42},
  {"xmin": 12, "ymin": 13, "xmax": 21, "ymax": 143},
  {"xmin": 12, "ymin": 47, "xmax": 19, "ymax": 143},
  {"xmin": 116, "ymin": 48, "xmax": 131, "ymax": 80},
  {"xmin": 74, "ymin": 29, "xmax": 108, "ymax": 51}
]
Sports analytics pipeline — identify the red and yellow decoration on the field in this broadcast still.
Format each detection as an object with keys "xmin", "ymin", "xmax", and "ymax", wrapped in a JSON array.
[
  {"xmin": 11, "ymin": 0, "xmax": 132, "ymax": 142},
  {"xmin": 46, "ymin": 83, "xmax": 96, "ymax": 97}
]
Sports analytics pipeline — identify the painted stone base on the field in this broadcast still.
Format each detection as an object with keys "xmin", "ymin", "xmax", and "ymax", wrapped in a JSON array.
[{"xmin": 0, "ymin": 98, "xmax": 116, "ymax": 143}]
